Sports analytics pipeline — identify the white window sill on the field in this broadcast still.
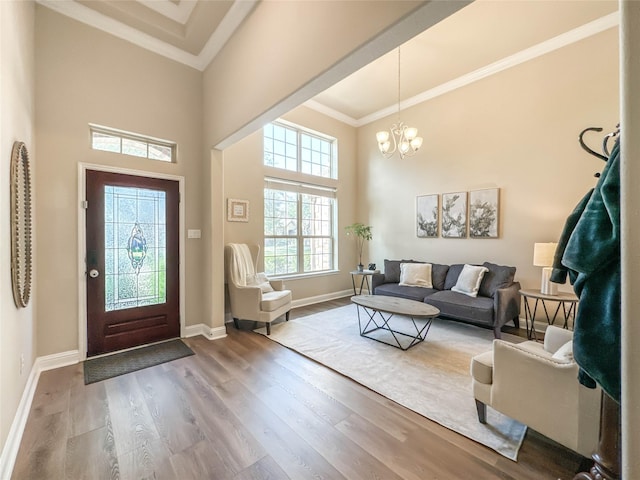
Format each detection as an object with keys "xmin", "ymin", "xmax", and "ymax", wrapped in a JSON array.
[{"xmin": 269, "ymin": 270, "xmax": 341, "ymax": 281}]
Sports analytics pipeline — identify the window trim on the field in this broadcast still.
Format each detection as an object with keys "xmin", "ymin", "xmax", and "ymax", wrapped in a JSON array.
[
  {"xmin": 264, "ymin": 178, "xmax": 338, "ymax": 277},
  {"xmin": 89, "ymin": 124, "xmax": 177, "ymax": 163},
  {"xmin": 264, "ymin": 120, "xmax": 337, "ymax": 179}
]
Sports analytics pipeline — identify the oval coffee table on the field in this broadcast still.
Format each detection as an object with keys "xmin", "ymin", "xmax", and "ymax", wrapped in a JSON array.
[{"xmin": 351, "ymin": 295, "xmax": 440, "ymax": 351}]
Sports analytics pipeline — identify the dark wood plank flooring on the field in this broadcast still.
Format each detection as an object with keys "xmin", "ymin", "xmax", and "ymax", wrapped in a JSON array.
[{"xmin": 12, "ymin": 298, "xmax": 588, "ymax": 479}]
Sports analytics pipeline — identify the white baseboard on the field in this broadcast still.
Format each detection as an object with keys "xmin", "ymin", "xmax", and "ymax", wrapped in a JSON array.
[
  {"xmin": 0, "ymin": 365, "xmax": 38, "ymax": 479},
  {"xmin": 291, "ymin": 289, "xmax": 352, "ymax": 309},
  {"xmin": 184, "ymin": 324, "xmax": 227, "ymax": 340},
  {"xmin": 0, "ymin": 349, "xmax": 79, "ymax": 479},
  {"xmin": 37, "ymin": 349, "xmax": 81, "ymax": 372}
]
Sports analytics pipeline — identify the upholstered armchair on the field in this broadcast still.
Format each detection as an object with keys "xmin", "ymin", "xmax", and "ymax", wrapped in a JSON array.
[
  {"xmin": 224, "ymin": 243, "xmax": 292, "ymax": 334},
  {"xmin": 470, "ymin": 326, "xmax": 601, "ymax": 457}
]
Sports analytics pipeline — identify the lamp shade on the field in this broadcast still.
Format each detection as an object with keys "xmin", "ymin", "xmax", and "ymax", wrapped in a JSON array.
[
  {"xmin": 376, "ymin": 131, "xmax": 389, "ymax": 143},
  {"xmin": 533, "ymin": 242, "xmax": 558, "ymax": 267}
]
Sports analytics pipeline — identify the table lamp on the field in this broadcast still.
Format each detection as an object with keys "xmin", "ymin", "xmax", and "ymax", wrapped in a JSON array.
[{"xmin": 533, "ymin": 242, "xmax": 558, "ymax": 295}]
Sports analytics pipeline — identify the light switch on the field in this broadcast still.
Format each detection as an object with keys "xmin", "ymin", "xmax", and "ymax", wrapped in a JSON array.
[{"xmin": 187, "ymin": 229, "xmax": 201, "ymax": 239}]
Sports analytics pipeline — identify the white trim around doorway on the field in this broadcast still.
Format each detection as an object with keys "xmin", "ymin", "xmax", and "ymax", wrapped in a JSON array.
[{"xmin": 77, "ymin": 163, "xmax": 186, "ymax": 362}]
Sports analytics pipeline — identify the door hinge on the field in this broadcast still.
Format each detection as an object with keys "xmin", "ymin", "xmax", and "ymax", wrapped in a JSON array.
[{"xmin": 81, "ymin": 200, "xmax": 88, "ymax": 209}]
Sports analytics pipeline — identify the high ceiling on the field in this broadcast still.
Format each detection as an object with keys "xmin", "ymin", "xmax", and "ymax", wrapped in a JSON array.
[{"xmin": 38, "ymin": 0, "xmax": 619, "ymax": 127}]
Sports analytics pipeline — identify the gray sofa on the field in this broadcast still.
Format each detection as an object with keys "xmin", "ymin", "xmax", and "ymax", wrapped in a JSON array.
[{"xmin": 371, "ymin": 260, "xmax": 521, "ymax": 338}]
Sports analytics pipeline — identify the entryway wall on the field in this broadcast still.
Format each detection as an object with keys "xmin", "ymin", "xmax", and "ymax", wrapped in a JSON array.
[{"xmin": 34, "ymin": 6, "xmax": 206, "ymax": 359}]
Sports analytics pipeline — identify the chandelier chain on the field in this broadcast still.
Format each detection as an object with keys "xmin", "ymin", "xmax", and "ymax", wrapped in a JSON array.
[
  {"xmin": 397, "ymin": 47, "xmax": 401, "ymax": 118},
  {"xmin": 375, "ymin": 45, "xmax": 423, "ymax": 159}
]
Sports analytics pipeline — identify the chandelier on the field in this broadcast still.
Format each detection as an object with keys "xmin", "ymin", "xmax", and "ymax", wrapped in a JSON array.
[{"xmin": 376, "ymin": 47, "xmax": 423, "ymax": 159}]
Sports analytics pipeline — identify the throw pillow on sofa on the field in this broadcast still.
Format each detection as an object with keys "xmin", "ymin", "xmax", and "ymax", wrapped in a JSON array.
[
  {"xmin": 478, "ymin": 262, "xmax": 516, "ymax": 298},
  {"xmin": 399, "ymin": 262, "xmax": 433, "ymax": 288},
  {"xmin": 444, "ymin": 264, "xmax": 465, "ymax": 290},
  {"xmin": 384, "ymin": 259, "xmax": 413, "ymax": 283},
  {"xmin": 451, "ymin": 264, "xmax": 489, "ymax": 297}
]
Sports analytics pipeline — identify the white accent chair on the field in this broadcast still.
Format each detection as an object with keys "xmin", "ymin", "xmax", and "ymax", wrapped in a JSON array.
[
  {"xmin": 470, "ymin": 326, "xmax": 601, "ymax": 457},
  {"xmin": 225, "ymin": 243, "xmax": 292, "ymax": 335}
]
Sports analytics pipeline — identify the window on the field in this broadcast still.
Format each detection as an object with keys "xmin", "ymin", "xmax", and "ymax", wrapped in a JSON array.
[
  {"xmin": 263, "ymin": 122, "xmax": 335, "ymax": 178},
  {"xmin": 90, "ymin": 124, "xmax": 176, "ymax": 163},
  {"xmin": 264, "ymin": 178, "xmax": 336, "ymax": 276},
  {"xmin": 263, "ymin": 121, "xmax": 338, "ymax": 277}
]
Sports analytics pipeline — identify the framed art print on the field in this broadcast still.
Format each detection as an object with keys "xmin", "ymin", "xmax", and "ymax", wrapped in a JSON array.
[
  {"xmin": 416, "ymin": 194, "xmax": 439, "ymax": 238},
  {"xmin": 227, "ymin": 198, "xmax": 249, "ymax": 222},
  {"xmin": 469, "ymin": 188, "xmax": 499, "ymax": 238},
  {"xmin": 441, "ymin": 192, "xmax": 467, "ymax": 238}
]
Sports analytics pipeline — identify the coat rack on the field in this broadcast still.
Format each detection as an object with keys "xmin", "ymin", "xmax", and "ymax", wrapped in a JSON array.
[{"xmin": 572, "ymin": 124, "xmax": 621, "ymax": 480}]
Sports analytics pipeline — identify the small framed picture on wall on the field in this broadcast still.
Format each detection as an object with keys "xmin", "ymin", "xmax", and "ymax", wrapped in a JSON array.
[
  {"xmin": 469, "ymin": 188, "xmax": 499, "ymax": 238},
  {"xmin": 227, "ymin": 198, "xmax": 249, "ymax": 222},
  {"xmin": 416, "ymin": 194, "xmax": 439, "ymax": 238},
  {"xmin": 441, "ymin": 192, "xmax": 467, "ymax": 238}
]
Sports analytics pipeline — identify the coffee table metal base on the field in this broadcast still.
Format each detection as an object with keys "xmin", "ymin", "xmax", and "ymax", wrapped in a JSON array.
[{"xmin": 356, "ymin": 304, "xmax": 433, "ymax": 351}]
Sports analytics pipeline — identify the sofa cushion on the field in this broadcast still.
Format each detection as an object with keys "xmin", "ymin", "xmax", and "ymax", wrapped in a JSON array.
[
  {"xmin": 479, "ymin": 262, "xmax": 516, "ymax": 298},
  {"xmin": 451, "ymin": 264, "xmax": 489, "ymax": 298},
  {"xmin": 425, "ymin": 290, "xmax": 494, "ymax": 324},
  {"xmin": 384, "ymin": 260, "xmax": 405, "ymax": 283},
  {"xmin": 444, "ymin": 264, "xmax": 465, "ymax": 290},
  {"xmin": 374, "ymin": 283, "xmax": 437, "ymax": 302},
  {"xmin": 399, "ymin": 263, "xmax": 433, "ymax": 288},
  {"xmin": 431, "ymin": 263, "xmax": 450, "ymax": 290}
]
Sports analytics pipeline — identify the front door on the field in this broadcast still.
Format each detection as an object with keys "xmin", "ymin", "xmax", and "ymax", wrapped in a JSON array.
[{"xmin": 86, "ymin": 170, "xmax": 180, "ymax": 357}]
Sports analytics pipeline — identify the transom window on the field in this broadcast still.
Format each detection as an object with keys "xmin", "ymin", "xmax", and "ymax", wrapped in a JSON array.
[
  {"xmin": 90, "ymin": 124, "xmax": 176, "ymax": 163},
  {"xmin": 263, "ymin": 122, "xmax": 336, "ymax": 179},
  {"xmin": 264, "ymin": 178, "xmax": 336, "ymax": 276}
]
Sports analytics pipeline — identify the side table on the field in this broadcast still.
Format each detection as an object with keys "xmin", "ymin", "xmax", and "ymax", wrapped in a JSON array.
[
  {"xmin": 519, "ymin": 289, "xmax": 579, "ymax": 341},
  {"xmin": 350, "ymin": 270, "xmax": 377, "ymax": 295}
]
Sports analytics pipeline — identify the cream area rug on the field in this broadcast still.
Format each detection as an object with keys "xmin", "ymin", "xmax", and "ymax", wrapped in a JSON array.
[{"xmin": 256, "ymin": 303, "xmax": 527, "ymax": 461}]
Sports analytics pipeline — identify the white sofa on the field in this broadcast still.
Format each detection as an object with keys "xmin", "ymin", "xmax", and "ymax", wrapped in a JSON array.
[{"xmin": 470, "ymin": 326, "xmax": 601, "ymax": 457}]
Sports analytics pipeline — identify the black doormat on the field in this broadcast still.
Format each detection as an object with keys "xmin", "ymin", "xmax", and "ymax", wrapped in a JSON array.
[{"xmin": 83, "ymin": 339, "xmax": 194, "ymax": 385}]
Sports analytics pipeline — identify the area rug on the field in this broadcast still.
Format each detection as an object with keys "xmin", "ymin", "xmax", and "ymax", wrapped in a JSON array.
[
  {"xmin": 84, "ymin": 339, "xmax": 194, "ymax": 384},
  {"xmin": 256, "ymin": 304, "xmax": 527, "ymax": 460}
]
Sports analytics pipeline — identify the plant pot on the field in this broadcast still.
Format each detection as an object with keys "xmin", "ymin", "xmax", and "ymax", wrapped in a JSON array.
[{"xmin": 357, "ymin": 264, "xmax": 364, "ymax": 272}]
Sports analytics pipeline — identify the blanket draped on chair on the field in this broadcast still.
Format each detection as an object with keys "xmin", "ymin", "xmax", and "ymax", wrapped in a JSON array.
[{"xmin": 228, "ymin": 243, "xmax": 255, "ymax": 287}]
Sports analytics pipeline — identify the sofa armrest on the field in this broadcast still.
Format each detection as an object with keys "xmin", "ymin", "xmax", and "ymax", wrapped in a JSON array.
[
  {"xmin": 371, "ymin": 273, "xmax": 386, "ymax": 293},
  {"xmin": 493, "ymin": 281, "xmax": 521, "ymax": 328},
  {"xmin": 270, "ymin": 279, "xmax": 285, "ymax": 291}
]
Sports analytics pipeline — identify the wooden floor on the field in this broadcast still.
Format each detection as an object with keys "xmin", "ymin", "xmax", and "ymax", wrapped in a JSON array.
[{"xmin": 12, "ymin": 298, "xmax": 589, "ymax": 479}]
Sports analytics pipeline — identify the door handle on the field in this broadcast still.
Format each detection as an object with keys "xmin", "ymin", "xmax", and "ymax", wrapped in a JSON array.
[{"xmin": 89, "ymin": 269, "xmax": 100, "ymax": 278}]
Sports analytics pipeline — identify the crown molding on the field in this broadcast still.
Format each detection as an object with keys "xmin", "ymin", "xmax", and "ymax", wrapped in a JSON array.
[
  {"xmin": 353, "ymin": 11, "xmax": 620, "ymax": 127},
  {"xmin": 38, "ymin": 0, "xmax": 203, "ymax": 69},
  {"xmin": 302, "ymin": 100, "xmax": 359, "ymax": 127},
  {"xmin": 197, "ymin": 0, "xmax": 259, "ymax": 71},
  {"xmin": 138, "ymin": 0, "xmax": 198, "ymax": 25},
  {"xmin": 36, "ymin": 0, "xmax": 255, "ymax": 71}
]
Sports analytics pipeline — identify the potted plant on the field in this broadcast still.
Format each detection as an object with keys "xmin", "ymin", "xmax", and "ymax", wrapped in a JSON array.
[{"xmin": 345, "ymin": 222, "xmax": 372, "ymax": 271}]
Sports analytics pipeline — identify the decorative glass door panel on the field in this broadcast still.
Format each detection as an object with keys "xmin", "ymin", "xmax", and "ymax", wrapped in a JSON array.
[
  {"xmin": 86, "ymin": 170, "xmax": 179, "ymax": 357},
  {"xmin": 104, "ymin": 186, "xmax": 166, "ymax": 311}
]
